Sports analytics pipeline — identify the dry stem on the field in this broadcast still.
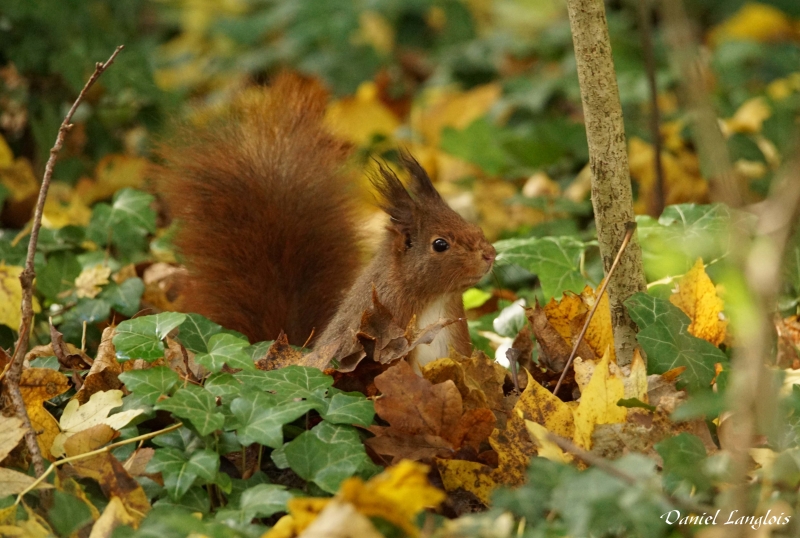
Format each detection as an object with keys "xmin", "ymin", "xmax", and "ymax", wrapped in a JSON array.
[{"xmin": 3, "ymin": 45, "xmax": 124, "ymax": 478}]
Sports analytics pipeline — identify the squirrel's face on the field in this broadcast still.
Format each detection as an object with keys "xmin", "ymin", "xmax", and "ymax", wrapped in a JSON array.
[
  {"xmin": 372, "ymin": 153, "xmax": 495, "ymax": 297},
  {"xmin": 405, "ymin": 210, "xmax": 495, "ymax": 293}
]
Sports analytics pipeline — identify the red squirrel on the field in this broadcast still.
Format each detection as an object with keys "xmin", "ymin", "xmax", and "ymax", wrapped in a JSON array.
[{"xmin": 156, "ymin": 73, "xmax": 496, "ymax": 369}]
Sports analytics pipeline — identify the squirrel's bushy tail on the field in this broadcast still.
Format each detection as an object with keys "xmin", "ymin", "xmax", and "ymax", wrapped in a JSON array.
[{"xmin": 155, "ymin": 73, "xmax": 362, "ymax": 344}]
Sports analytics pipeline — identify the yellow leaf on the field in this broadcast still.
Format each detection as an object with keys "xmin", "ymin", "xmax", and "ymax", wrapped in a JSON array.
[
  {"xmin": 415, "ymin": 84, "xmax": 502, "ymax": 147},
  {"xmin": 74, "ymin": 265, "xmax": 112, "ymax": 299},
  {"xmin": 76, "ymin": 155, "xmax": 149, "ymax": 205},
  {"xmin": 339, "ymin": 460, "xmax": 445, "ymax": 536},
  {"xmin": 436, "ymin": 458, "xmax": 496, "ymax": 505},
  {"xmin": 352, "ymin": 11, "xmax": 395, "ymax": 54},
  {"xmin": 325, "ymin": 82, "xmax": 400, "ymax": 146},
  {"xmin": 42, "ymin": 196, "xmax": 92, "ymax": 229},
  {"xmin": 723, "ymin": 97, "xmax": 772, "ymax": 135},
  {"xmin": 572, "ymin": 350, "xmax": 627, "ymax": 449},
  {"xmin": 0, "ymin": 467, "xmax": 54, "ymax": 495},
  {"xmin": 0, "ymin": 415, "xmax": 25, "ymax": 461},
  {"xmin": 88, "ymin": 497, "xmax": 135, "ymax": 538},
  {"xmin": 51, "ymin": 390, "xmax": 144, "ymax": 458},
  {"xmin": 709, "ymin": 3, "xmax": 797, "ymax": 46},
  {"xmin": 624, "ymin": 349, "xmax": 649, "ymax": 402},
  {"xmin": 19, "ymin": 368, "xmax": 71, "ymax": 459},
  {"xmin": 0, "ymin": 264, "xmax": 41, "ymax": 330},
  {"xmin": 0, "ymin": 158, "xmax": 38, "ymax": 203},
  {"xmin": 669, "ymin": 258, "xmax": 727, "ymax": 346},
  {"xmin": 581, "ymin": 284, "xmax": 615, "ymax": 363},
  {"xmin": 525, "ymin": 421, "xmax": 573, "ymax": 464},
  {"xmin": 0, "ymin": 134, "xmax": 13, "ymax": 167},
  {"xmin": 488, "ymin": 370, "xmax": 575, "ymax": 489}
]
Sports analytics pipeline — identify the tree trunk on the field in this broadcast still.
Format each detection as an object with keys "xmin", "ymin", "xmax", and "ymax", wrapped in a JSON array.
[{"xmin": 566, "ymin": 0, "xmax": 647, "ymax": 367}]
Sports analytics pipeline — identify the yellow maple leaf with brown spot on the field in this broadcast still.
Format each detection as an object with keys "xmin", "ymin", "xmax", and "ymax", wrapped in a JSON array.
[{"xmin": 669, "ymin": 258, "xmax": 727, "ymax": 346}]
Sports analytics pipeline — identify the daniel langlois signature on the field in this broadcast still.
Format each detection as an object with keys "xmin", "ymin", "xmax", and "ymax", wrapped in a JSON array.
[{"xmin": 661, "ymin": 510, "xmax": 791, "ymax": 529}]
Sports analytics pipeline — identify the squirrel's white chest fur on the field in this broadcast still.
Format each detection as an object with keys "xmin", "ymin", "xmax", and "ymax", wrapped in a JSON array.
[{"xmin": 410, "ymin": 295, "xmax": 453, "ymax": 371}]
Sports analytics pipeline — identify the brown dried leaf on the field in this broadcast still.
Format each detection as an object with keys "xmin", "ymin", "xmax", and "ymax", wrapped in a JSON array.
[
  {"xmin": 67, "ymin": 425, "xmax": 149, "ymax": 524},
  {"xmin": 75, "ymin": 327, "xmax": 122, "ymax": 404},
  {"xmin": 0, "ymin": 415, "xmax": 25, "ymax": 461},
  {"xmin": 19, "ymin": 368, "xmax": 70, "ymax": 459},
  {"xmin": 366, "ymin": 361, "xmax": 494, "ymax": 463},
  {"xmin": 421, "ymin": 350, "xmax": 506, "ymax": 414},
  {"xmin": 256, "ymin": 332, "xmax": 304, "ymax": 371},
  {"xmin": 49, "ymin": 321, "xmax": 92, "ymax": 369},
  {"xmin": 526, "ymin": 301, "xmax": 573, "ymax": 371}
]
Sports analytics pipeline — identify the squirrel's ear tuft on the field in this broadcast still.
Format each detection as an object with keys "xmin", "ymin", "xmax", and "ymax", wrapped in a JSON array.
[
  {"xmin": 398, "ymin": 150, "xmax": 442, "ymax": 202},
  {"xmin": 371, "ymin": 161, "xmax": 414, "ymax": 231}
]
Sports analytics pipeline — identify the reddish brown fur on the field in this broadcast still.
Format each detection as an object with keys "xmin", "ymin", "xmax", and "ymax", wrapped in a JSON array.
[{"xmin": 154, "ymin": 73, "xmax": 362, "ymax": 344}]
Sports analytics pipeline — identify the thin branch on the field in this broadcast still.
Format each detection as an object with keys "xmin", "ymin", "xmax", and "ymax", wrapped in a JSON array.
[
  {"xmin": 553, "ymin": 223, "xmax": 636, "ymax": 396},
  {"xmin": 659, "ymin": 0, "xmax": 742, "ymax": 207},
  {"xmin": 15, "ymin": 421, "xmax": 182, "ymax": 506},
  {"xmin": 634, "ymin": 0, "xmax": 666, "ymax": 216},
  {"xmin": 3, "ymin": 45, "xmax": 124, "ymax": 478},
  {"xmin": 546, "ymin": 432, "xmax": 714, "ymax": 515}
]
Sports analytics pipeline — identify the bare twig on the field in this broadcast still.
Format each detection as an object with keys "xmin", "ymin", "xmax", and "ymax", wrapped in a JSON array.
[
  {"xmin": 659, "ymin": 0, "xmax": 742, "ymax": 207},
  {"xmin": 553, "ymin": 223, "xmax": 636, "ymax": 396},
  {"xmin": 634, "ymin": 0, "xmax": 666, "ymax": 216},
  {"xmin": 15, "ymin": 421, "xmax": 182, "ymax": 505},
  {"xmin": 546, "ymin": 432, "xmax": 714, "ymax": 515},
  {"xmin": 3, "ymin": 45, "xmax": 124, "ymax": 478},
  {"xmin": 722, "ymin": 153, "xmax": 800, "ymax": 535}
]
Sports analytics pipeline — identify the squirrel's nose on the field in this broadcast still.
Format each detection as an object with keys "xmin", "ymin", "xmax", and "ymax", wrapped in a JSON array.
[{"xmin": 482, "ymin": 245, "xmax": 496, "ymax": 264}]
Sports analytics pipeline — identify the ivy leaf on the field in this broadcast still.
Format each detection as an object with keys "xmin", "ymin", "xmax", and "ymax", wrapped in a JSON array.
[
  {"xmin": 214, "ymin": 484, "xmax": 293, "ymax": 524},
  {"xmin": 283, "ymin": 422, "xmax": 372, "ymax": 493},
  {"xmin": 86, "ymin": 188, "xmax": 156, "ymax": 257},
  {"xmin": 655, "ymin": 433, "xmax": 710, "ymax": 494},
  {"xmin": 118, "ymin": 367, "xmax": 180, "ymax": 406},
  {"xmin": 37, "ymin": 252, "xmax": 81, "ymax": 301},
  {"xmin": 230, "ymin": 389, "xmax": 316, "ymax": 448},
  {"xmin": 494, "ymin": 236, "xmax": 588, "ymax": 300},
  {"xmin": 236, "ymin": 365, "xmax": 333, "ymax": 398},
  {"xmin": 204, "ymin": 373, "xmax": 242, "ymax": 401},
  {"xmin": 440, "ymin": 118, "xmax": 508, "ymax": 176},
  {"xmin": 149, "ymin": 447, "xmax": 220, "ymax": 500},
  {"xmin": 321, "ymin": 393, "xmax": 375, "ymax": 427},
  {"xmin": 626, "ymin": 293, "xmax": 727, "ymax": 391},
  {"xmin": 100, "ymin": 277, "xmax": 145, "ymax": 317},
  {"xmin": 195, "ymin": 334, "xmax": 254, "ymax": 373},
  {"xmin": 155, "ymin": 384, "xmax": 224, "ymax": 436},
  {"xmin": 176, "ymin": 313, "xmax": 226, "ymax": 354},
  {"xmin": 113, "ymin": 312, "xmax": 187, "ymax": 361}
]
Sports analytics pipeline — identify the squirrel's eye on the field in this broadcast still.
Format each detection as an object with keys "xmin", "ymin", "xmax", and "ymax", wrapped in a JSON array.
[{"xmin": 432, "ymin": 238, "xmax": 450, "ymax": 252}]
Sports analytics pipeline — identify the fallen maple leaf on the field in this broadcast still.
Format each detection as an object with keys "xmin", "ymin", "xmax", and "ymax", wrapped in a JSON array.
[
  {"xmin": 51, "ymin": 390, "xmax": 144, "ymax": 458},
  {"xmin": 266, "ymin": 461, "xmax": 442, "ymax": 538},
  {"xmin": 19, "ymin": 367, "xmax": 70, "ymax": 459},
  {"xmin": 421, "ymin": 349, "xmax": 507, "ymax": 414},
  {"xmin": 669, "ymin": 258, "xmax": 727, "ymax": 346},
  {"xmin": 366, "ymin": 361, "xmax": 495, "ymax": 463},
  {"xmin": 572, "ymin": 350, "xmax": 627, "ymax": 449}
]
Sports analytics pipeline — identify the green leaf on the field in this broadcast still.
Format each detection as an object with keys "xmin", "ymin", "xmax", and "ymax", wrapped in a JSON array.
[
  {"xmin": 153, "ymin": 486, "xmax": 210, "ymax": 514},
  {"xmin": 100, "ymin": 277, "xmax": 145, "ymax": 317},
  {"xmin": 155, "ymin": 384, "xmax": 225, "ymax": 436},
  {"xmin": 440, "ymin": 118, "xmax": 508, "ymax": 176},
  {"xmin": 283, "ymin": 422, "xmax": 372, "ymax": 493},
  {"xmin": 321, "ymin": 393, "xmax": 375, "ymax": 427},
  {"xmin": 626, "ymin": 293, "xmax": 727, "ymax": 391},
  {"xmin": 47, "ymin": 490, "xmax": 93, "ymax": 536},
  {"xmin": 29, "ymin": 356, "xmax": 59, "ymax": 370},
  {"xmin": 64, "ymin": 297, "xmax": 112, "ymax": 324},
  {"xmin": 177, "ymin": 313, "xmax": 226, "ymax": 354},
  {"xmin": 149, "ymin": 448, "xmax": 219, "ymax": 501},
  {"xmin": 204, "ymin": 373, "xmax": 242, "ymax": 401},
  {"xmin": 463, "ymin": 288, "xmax": 492, "ymax": 310},
  {"xmin": 231, "ymin": 389, "xmax": 316, "ymax": 448},
  {"xmin": 195, "ymin": 333, "xmax": 254, "ymax": 373},
  {"xmin": 113, "ymin": 312, "xmax": 187, "ymax": 361},
  {"xmin": 37, "ymin": 252, "xmax": 81, "ymax": 301},
  {"xmin": 119, "ymin": 367, "xmax": 180, "ymax": 406},
  {"xmin": 235, "ymin": 365, "xmax": 333, "ymax": 401},
  {"xmin": 616, "ymin": 398, "xmax": 656, "ymax": 412},
  {"xmin": 86, "ymin": 188, "xmax": 156, "ymax": 257},
  {"xmin": 655, "ymin": 433, "xmax": 710, "ymax": 494},
  {"xmin": 494, "ymin": 236, "xmax": 588, "ymax": 300},
  {"xmin": 215, "ymin": 484, "xmax": 293, "ymax": 524}
]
